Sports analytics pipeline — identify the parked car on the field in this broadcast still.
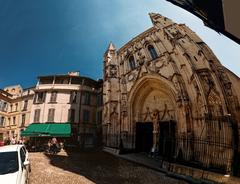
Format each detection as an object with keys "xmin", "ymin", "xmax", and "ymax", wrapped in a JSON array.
[
  {"xmin": 0, "ymin": 145, "xmax": 31, "ymax": 184},
  {"xmin": 0, "ymin": 140, "xmax": 4, "ymax": 147}
]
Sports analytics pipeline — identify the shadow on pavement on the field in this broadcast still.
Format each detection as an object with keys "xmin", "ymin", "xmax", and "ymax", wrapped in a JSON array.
[{"xmin": 44, "ymin": 148, "xmax": 142, "ymax": 184}]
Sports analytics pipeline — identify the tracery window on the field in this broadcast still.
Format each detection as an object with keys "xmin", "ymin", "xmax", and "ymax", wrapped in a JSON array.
[
  {"xmin": 148, "ymin": 45, "xmax": 158, "ymax": 59},
  {"xmin": 129, "ymin": 55, "xmax": 136, "ymax": 70}
]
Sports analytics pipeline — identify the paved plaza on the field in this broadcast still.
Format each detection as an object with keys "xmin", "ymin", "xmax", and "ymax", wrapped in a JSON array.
[{"xmin": 29, "ymin": 149, "xmax": 187, "ymax": 184}]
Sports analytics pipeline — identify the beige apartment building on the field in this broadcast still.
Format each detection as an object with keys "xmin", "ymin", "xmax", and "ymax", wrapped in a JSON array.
[
  {"xmin": 30, "ymin": 72, "xmax": 103, "ymax": 147},
  {"xmin": 0, "ymin": 89, "xmax": 11, "ymax": 141},
  {"xmin": 0, "ymin": 85, "xmax": 34, "ymax": 141},
  {"xmin": 103, "ymin": 13, "xmax": 240, "ymax": 175},
  {"xmin": 0, "ymin": 72, "xmax": 103, "ymax": 148}
]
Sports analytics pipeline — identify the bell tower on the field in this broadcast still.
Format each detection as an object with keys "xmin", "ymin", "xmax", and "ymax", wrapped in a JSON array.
[{"xmin": 102, "ymin": 42, "xmax": 120, "ymax": 147}]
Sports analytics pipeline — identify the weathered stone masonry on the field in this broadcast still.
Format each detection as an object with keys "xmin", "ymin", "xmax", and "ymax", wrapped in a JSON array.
[{"xmin": 102, "ymin": 13, "xmax": 240, "ymax": 175}]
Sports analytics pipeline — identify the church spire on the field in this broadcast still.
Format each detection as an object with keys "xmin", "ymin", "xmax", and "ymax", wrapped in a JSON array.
[
  {"xmin": 107, "ymin": 42, "xmax": 116, "ymax": 51},
  {"xmin": 104, "ymin": 42, "xmax": 116, "ymax": 58},
  {"xmin": 149, "ymin": 12, "xmax": 174, "ymax": 29}
]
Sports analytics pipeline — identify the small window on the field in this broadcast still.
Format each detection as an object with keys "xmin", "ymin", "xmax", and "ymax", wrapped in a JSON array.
[
  {"xmin": 15, "ymin": 103, "xmax": 18, "ymax": 111},
  {"xmin": 3, "ymin": 102, "xmax": 7, "ymax": 111},
  {"xmin": 13, "ymin": 117, "xmax": 16, "ymax": 125},
  {"xmin": 148, "ymin": 45, "xmax": 158, "ymax": 59},
  {"xmin": 21, "ymin": 114, "xmax": 26, "ymax": 126},
  {"xmin": 0, "ymin": 116, "xmax": 5, "ymax": 126},
  {"xmin": 129, "ymin": 56, "xmax": 136, "ymax": 70},
  {"xmin": 23, "ymin": 100, "xmax": 28, "ymax": 111},
  {"xmin": 83, "ymin": 110, "xmax": 90, "ymax": 123},
  {"xmin": 50, "ymin": 91, "xmax": 57, "ymax": 103},
  {"xmin": 47, "ymin": 108, "xmax": 55, "ymax": 122},
  {"xmin": 70, "ymin": 91, "xmax": 77, "ymax": 103},
  {"xmin": 0, "ymin": 101, "xmax": 7, "ymax": 112},
  {"xmin": 96, "ymin": 94, "xmax": 102, "ymax": 107},
  {"xmin": 96, "ymin": 111, "xmax": 102, "ymax": 124},
  {"xmin": 68, "ymin": 109, "xmax": 75, "ymax": 123},
  {"xmin": 34, "ymin": 92, "xmax": 46, "ymax": 103},
  {"xmin": 84, "ymin": 92, "xmax": 91, "ymax": 105},
  {"xmin": 34, "ymin": 109, "xmax": 41, "ymax": 122}
]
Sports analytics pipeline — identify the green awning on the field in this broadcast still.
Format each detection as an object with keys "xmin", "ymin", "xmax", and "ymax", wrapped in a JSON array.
[{"xmin": 21, "ymin": 123, "xmax": 71, "ymax": 137}]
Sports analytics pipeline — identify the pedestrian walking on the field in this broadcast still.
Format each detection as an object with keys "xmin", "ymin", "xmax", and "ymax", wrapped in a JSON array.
[
  {"xmin": 10, "ymin": 136, "xmax": 16, "ymax": 145},
  {"xmin": 18, "ymin": 138, "xmax": 23, "ymax": 144},
  {"xmin": 47, "ymin": 139, "xmax": 52, "ymax": 153},
  {"xmin": 51, "ymin": 137, "xmax": 58, "ymax": 154}
]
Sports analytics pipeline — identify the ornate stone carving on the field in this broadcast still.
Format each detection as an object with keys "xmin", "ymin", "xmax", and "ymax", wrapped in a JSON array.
[
  {"xmin": 160, "ymin": 103, "xmax": 174, "ymax": 120},
  {"xmin": 121, "ymin": 94, "xmax": 127, "ymax": 113},
  {"xmin": 127, "ymin": 73, "xmax": 135, "ymax": 82},
  {"xmin": 121, "ymin": 76, "xmax": 127, "ymax": 84},
  {"xmin": 217, "ymin": 67, "xmax": 233, "ymax": 96},
  {"xmin": 109, "ymin": 65, "xmax": 117, "ymax": 78},
  {"xmin": 143, "ymin": 107, "xmax": 152, "ymax": 122},
  {"xmin": 198, "ymin": 70, "xmax": 216, "ymax": 98},
  {"xmin": 110, "ymin": 104, "xmax": 118, "ymax": 124},
  {"xmin": 172, "ymin": 76, "xmax": 189, "ymax": 105}
]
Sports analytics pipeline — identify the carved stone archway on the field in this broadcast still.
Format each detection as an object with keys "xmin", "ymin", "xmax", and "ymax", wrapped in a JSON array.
[{"xmin": 128, "ymin": 75, "xmax": 178, "ymax": 150}]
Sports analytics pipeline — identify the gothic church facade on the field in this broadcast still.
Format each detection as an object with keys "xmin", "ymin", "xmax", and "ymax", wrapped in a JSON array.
[{"xmin": 102, "ymin": 13, "xmax": 240, "ymax": 174}]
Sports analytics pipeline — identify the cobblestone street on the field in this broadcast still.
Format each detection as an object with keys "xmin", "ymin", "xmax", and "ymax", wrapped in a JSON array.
[{"xmin": 29, "ymin": 149, "xmax": 186, "ymax": 184}]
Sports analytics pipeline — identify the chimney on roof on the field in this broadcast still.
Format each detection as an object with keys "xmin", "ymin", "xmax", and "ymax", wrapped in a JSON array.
[{"xmin": 68, "ymin": 71, "xmax": 80, "ymax": 76}]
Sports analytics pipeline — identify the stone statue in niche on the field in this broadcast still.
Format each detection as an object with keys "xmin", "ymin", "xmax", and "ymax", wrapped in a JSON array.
[
  {"xmin": 173, "ymin": 80, "xmax": 182, "ymax": 101},
  {"xmin": 193, "ymin": 81, "xmax": 204, "ymax": 118},
  {"xmin": 152, "ymin": 109, "xmax": 160, "ymax": 132},
  {"xmin": 121, "ymin": 94, "xmax": 127, "ymax": 112},
  {"xmin": 137, "ymin": 48, "xmax": 146, "ymax": 66},
  {"xmin": 134, "ymin": 42, "xmax": 146, "ymax": 66},
  {"xmin": 151, "ymin": 109, "xmax": 160, "ymax": 154},
  {"xmin": 199, "ymin": 72, "xmax": 215, "ymax": 97},
  {"xmin": 184, "ymin": 103, "xmax": 192, "ymax": 132},
  {"xmin": 110, "ymin": 105, "xmax": 119, "ymax": 133}
]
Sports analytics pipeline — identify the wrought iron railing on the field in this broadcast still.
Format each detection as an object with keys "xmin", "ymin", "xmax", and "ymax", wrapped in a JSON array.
[{"xmin": 160, "ymin": 137, "xmax": 233, "ymax": 174}]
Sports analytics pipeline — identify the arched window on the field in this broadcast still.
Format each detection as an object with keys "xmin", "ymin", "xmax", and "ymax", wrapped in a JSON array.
[
  {"xmin": 129, "ymin": 55, "xmax": 136, "ymax": 70},
  {"xmin": 148, "ymin": 45, "xmax": 158, "ymax": 59}
]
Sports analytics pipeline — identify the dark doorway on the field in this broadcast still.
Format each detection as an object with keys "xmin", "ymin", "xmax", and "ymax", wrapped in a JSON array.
[
  {"xmin": 159, "ymin": 121, "xmax": 176, "ymax": 160},
  {"xmin": 135, "ymin": 122, "xmax": 153, "ymax": 153}
]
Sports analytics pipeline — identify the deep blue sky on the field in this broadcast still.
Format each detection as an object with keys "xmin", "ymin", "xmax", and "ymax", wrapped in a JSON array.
[{"xmin": 0, "ymin": 0, "xmax": 239, "ymax": 89}]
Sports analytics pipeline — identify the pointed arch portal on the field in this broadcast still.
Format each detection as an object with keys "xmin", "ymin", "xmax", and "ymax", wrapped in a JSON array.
[{"xmin": 128, "ymin": 76, "xmax": 177, "ymax": 154}]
